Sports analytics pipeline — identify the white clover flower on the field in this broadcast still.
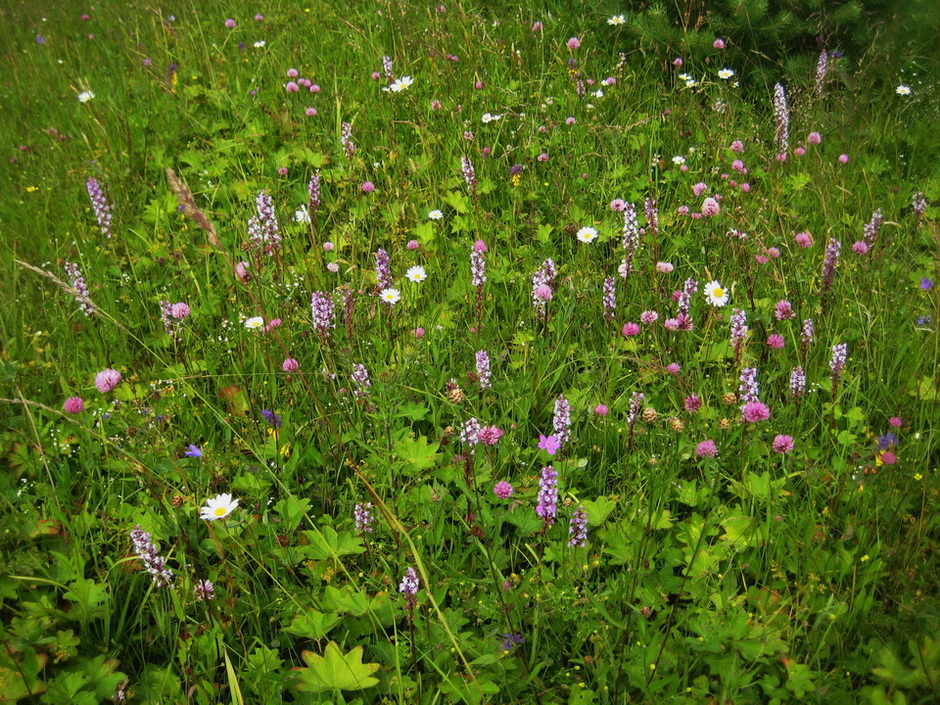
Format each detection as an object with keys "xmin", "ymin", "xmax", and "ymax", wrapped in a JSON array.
[
  {"xmin": 672, "ymin": 155, "xmax": 686, "ymax": 165},
  {"xmin": 481, "ymin": 113, "xmax": 502, "ymax": 123}
]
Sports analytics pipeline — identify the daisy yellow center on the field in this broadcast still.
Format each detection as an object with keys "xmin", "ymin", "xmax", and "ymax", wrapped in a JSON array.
[
  {"xmin": 712, "ymin": 287, "xmax": 724, "ymax": 298},
  {"xmin": 214, "ymin": 507, "xmax": 228, "ymax": 516}
]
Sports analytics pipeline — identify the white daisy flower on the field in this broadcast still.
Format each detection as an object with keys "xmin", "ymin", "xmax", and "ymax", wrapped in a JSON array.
[
  {"xmin": 244, "ymin": 316, "xmax": 265, "ymax": 329},
  {"xmin": 704, "ymin": 280, "xmax": 729, "ymax": 307},
  {"xmin": 294, "ymin": 205, "xmax": 311, "ymax": 223},
  {"xmin": 253, "ymin": 41, "xmax": 266, "ymax": 48},
  {"xmin": 672, "ymin": 155, "xmax": 686, "ymax": 165},
  {"xmin": 481, "ymin": 113, "xmax": 502, "ymax": 123},
  {"xmin": 379, "ymin": 288, "xmax": 401, "ymax": 304},
  {"xmin": 593, "ymin": 89, "xmax": 604, "ymax": 98},
  {"xmin": 428, "ymin": 209, "xmax": 443, "ymax": 220},
  {"xmin": 77, "ymin": 91, "xmax": 95, "ymax": 103},
  {"xmin": 200, "ymin": 493, "xmax": 239, "ymax": 521},
  {"xmin": 406, "ymin": 266, "xmax": 427, "ymax": 282},
  {"xmin": 896, "ymin": 85, "xmax": 912, "ymax": 96},
  {"xmin": 718, "ymin": 68, "xmax": 734, "ymax": 79},
  {"xmin": 388, "ymin": 75, "xmax": 414, "ymax": 92},
  {"xmin": 576, "ymin": 227, "xmax": 598, "ymax": 243},
  {"xmin": 607, "ymin": 15, "xmax": 626, "ymax": 25}
]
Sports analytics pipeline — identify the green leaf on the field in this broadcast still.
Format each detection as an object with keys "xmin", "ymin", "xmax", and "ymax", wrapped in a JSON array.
[
  {"xmin": 443, "ymin": 190, "xmax": 468, "ymax": 214},
  {"xmin": 394, "ymin": 436, "xmax": 440, "ymax": 472},
  {"xmin": 284, "ymin": 610, "xmax": 341, "ymax": 640},
  {"xmin": 579, "ymin": 496, "xmax": 616, "ymax": 526},
  {"xmin": 292, "ymin": 642, "xmax": 380, "ymax": 693},
  {"xmin": 301, "ymin": 527, "xmax": 366, "ymax": 561}
]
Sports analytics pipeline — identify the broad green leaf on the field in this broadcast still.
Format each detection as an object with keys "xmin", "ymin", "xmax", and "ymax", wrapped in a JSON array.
[
  {"xmin": 292, "ymin": 642, "xmax": 380, "ymax": 693},
  {"xmin": 301, "ymin": 527, "xmax": 366, "ymax": 561},
  {"xmin": 284, "ymin": 610, "xmax": 341, "ymax": 640},
  {"xmin": 579, "ymin": 496, "xmax": 616, "ymax": 526}
]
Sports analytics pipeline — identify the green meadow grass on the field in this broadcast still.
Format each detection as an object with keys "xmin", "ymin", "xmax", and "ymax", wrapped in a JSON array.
[{"xmin": 1, "ymin": 1, "xmax": 938, "ymax": 703}]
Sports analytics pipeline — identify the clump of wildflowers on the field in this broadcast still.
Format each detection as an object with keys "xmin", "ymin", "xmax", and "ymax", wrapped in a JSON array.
[
  {"xmin": 536, "ymin": 466, "xmax": 558, "ymax": 526},
  {"xmin": 341, "ymin": 121, "xmax": 355, "ymax": 157},
  {"xmin": 86, "ymin": 177, "xmax": 113, "ymax": 238},
  {"xmin": 773, "ymin": 83, "xmax": 789, "ymax": 157},
  {"xmin": 311, "ymin": 291, "xmax": 335, "ymax": 338},
  {"xmin": 399, "ymin": 567, "xmax": 419, "ymax": 610},
  {"xmin": 568, "ymin": 506, "xmax": 588, "ymax": 547},
  {"xmin": 130, "ymin": 525, "xmax": 174, "ymax": 587},
  {"xmin": 820, "ymin": 238, "xmax": 841, "ymax": 309},
  {"xmin": 553, "ymin": 395, "xmax": 572, "ymax": 444},
  {"xmin": 354, "ymin": 502, "xmax": 374, "ymax": 534},
  {"xmin": 247, "ymin": 190, "xmax": 280, "ymax": 254},
  {"xmin": 475, "ymin": 350, "xmax": 491, "ymax": 389},
  {"xmin": 64, "ymin": 262, "xmax": 94, "ymax": 316},
  {"xmin": 351, "ymin": 364, "xmax": 371, "ymax": 395}
]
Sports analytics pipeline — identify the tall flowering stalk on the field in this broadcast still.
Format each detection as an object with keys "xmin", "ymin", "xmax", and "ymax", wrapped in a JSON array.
[
  {"xmin": 603, "ymin": 277, "xmax": 616, "ymax": 320},
  {"xmin": 531, "ymin": 258, "xmax": 556, "ymax": 323},
  {"xmin": 375, "ymin": 249, "xmax": 393, "ymax": 290},
  {"xmin": 248, "ymin": 190, "xmax": 280, "ymax": 254},
  {"xmin": 160, "ymin": 300, "xmax": 181, "ymax": 344},
  {"xmin": 341, "ymin": 122, "xmax": 355, "ymax": 158},
  {"xmin": 675, "ymin": 278, "xmax": 698, "ymax": 330},
  {"xmin": 619, "ymin": 202, "xmax": 640, "ymax": 278},
  {"xmin": 399, "ymin": 566, "xmax": 419, "ymax": 610},
  {"xmin": 475, "ymin": 351, "xmax": 491, "ymax": 390},
  {"xmin": 820, "ymin": 238, "xmax": 841, "ymax": 310},
  {"xmin": 470, "ymin": 242, "xmax": 486, "ymax": 324},
  {"xmin": 536, "ymin": 466, "xmax": 558, "ymax": 528},
  {"xmin": 862, "ymin": 209, "xmax": 883, "ymax": 250},
  {"xmin": 461, "ymin": 156, "xmax": 477, "ymax": 198},
  {"xmin": 738, "ymin": 367, "xmax": 759, "ymax": 404},
  {"xmin": 814, "ymin": 50, "xmax": 828, "ymax": 95},
  {"xmin": 773, "ymin": 83, "xmax": 789, "ymax": 157},
  {"xmin": 644, "ymin": 197, "xmax": 659, "ymax": 261},
  {"xmin": 801, "ymin": 318, "xmax": 815, "ymax": 363},
  {"xmin": 460, "ymin": 417, "xmax": 482, "ymax": 452},
  {"xmin": 789, "ymin": 366, "xmax": 806, "ymax": 399},
  {"xmin": 913, "ymin": 192, "xmax": 927, "ymax": 218},
  {"xmin": 311, "ymin": 291, "xmax": 335, "ymax": 339},
  {"xmin": 730, "ymin": 308, "xmax": 748, "ymax": 361},
  {"xmin": 86, "ymin": 177, "xmax": 113, "ymax": 238},
  {"xmin": 568, "ymin": 506, "xmax": 588, "ymax": 547},
  {"xmin": 553, "ymin": 395, "xmax": 572, "ymax": 445},
  {"xmin": 341, "ymin": 287, "xmax": 356, "ymax": 338},
  {"xmin": 739, "ymin": 367, "xmax": 771, "ymax": 424},
  {"xmin": 382, "ymin": 55, "xmax": 394, "ymax": 81},
  {"xmin": 64, "ymin": 262, "xmax": 94, "ymax": 316},
  {"xmin": 354, "ymin": 502, "xmax": 374, "ymax": 534},
  {"xmin": 307, "ymin": 171, "xmax": 321, "ymax": 214},
  {"xmin": 351, "ymin": 364, "xmax": 371, "ymax": 395},
  {"xmin": 626, "ymin": 391, "xmax": 644, "ymax": 447},
  {"xmin": 830, "ymin": 343, "xmax": 848, "ymax": 400},
  {"xmin": 130, "ymin": 525, "xmax": 174, "ymax": 587}
]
